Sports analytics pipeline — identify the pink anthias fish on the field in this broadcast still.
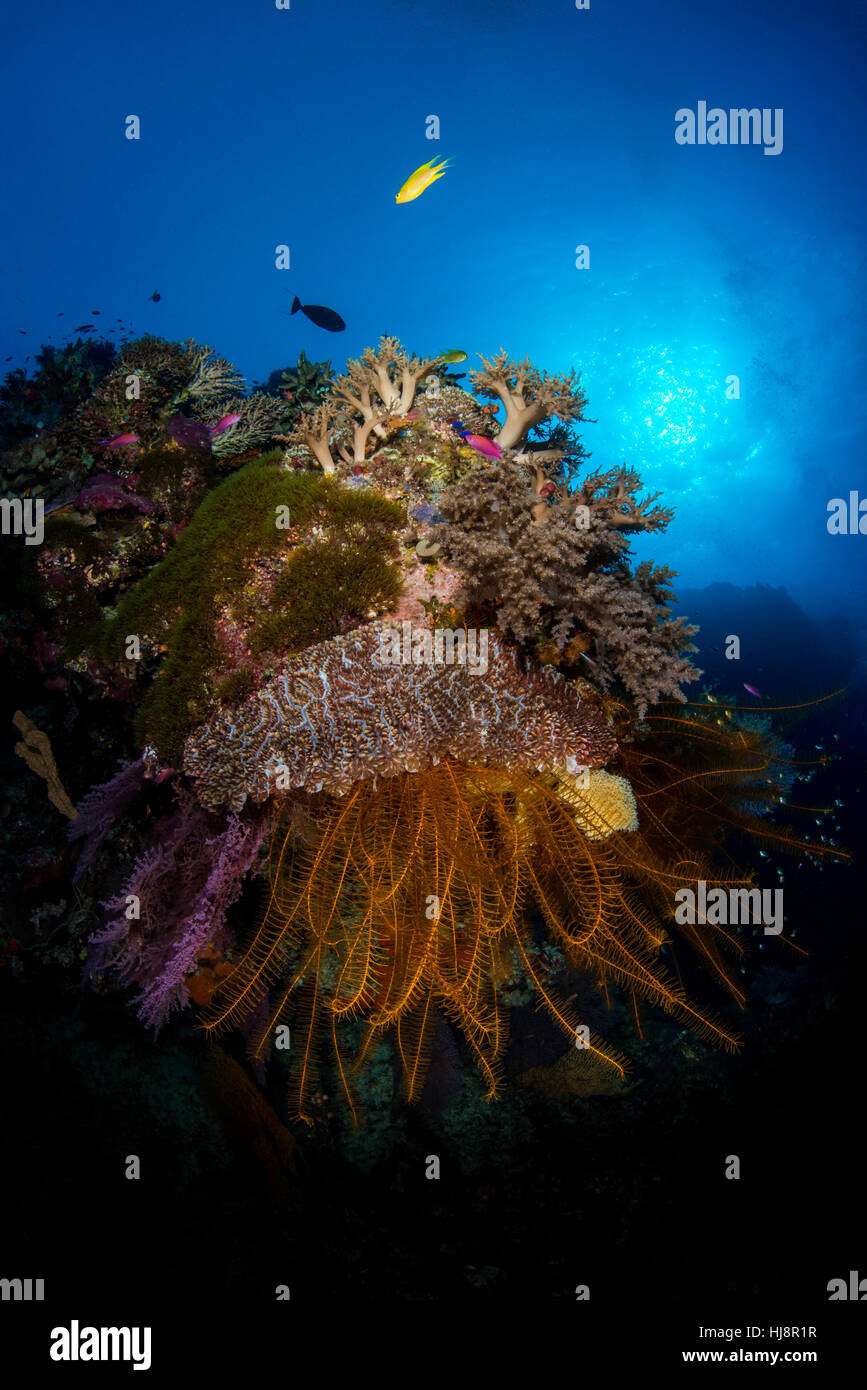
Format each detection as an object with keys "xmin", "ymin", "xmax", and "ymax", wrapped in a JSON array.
[
  {"xmin": 98, "ymin": 432, "xmax": 139, "ymax": 447},
  {"xmin": 743, "ymin": 683, "xmax": 762, "ymax": 698},
  {"xmin": 466, "ymin": 434, "xmax": 503, "ymax": 459},
  {"xmin": 452, "ymin": 420, "xmax": 503, "ymax": 459},
  {"xmin": 206, "ymin": 413, "xmax": 242, "ymax": 435}
]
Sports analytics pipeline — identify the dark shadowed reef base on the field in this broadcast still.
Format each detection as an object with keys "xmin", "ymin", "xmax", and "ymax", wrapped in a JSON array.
[
  {"xmin": 1, "ymin": 328, "xmax": 863, "ymax": 1362},
  {"xmin": 0, "ymin": 588, "xmax": 864, "ymax": 1366}
]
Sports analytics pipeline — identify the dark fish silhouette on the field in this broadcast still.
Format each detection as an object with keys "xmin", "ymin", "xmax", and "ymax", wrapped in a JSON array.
[
  {"xmin": 4, "ymin": 356, "xmax": 12, "ymax": 362},
  {"xmin": 149, "ymin": 290, "xmax": 160, "ymax": 302},
  {"xmin": 290, "ymin": 295, "xmax": 345, "ymax": 332},
  {"xmin": 56, "ymin": 312, "xmax": 64, "ymax": 317},
  {"xmin": 91, "ymin": 310, "xmax": 100, "ymax": 314},
  {"xmin": 19, "ymin": 330, "xmax": 26, "ymax": 334},
  {"xmin": 74, "ymin": 324, "xmax": 95, "ymax": 332}
]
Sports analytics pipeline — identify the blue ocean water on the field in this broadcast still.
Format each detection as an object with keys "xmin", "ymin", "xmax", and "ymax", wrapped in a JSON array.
[{"xmin": 1, "ymin": 0, "xmax": 863, "ymax": 613}]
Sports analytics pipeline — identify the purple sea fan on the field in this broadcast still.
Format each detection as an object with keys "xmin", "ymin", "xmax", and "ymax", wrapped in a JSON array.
[
  {"xmin": 68, "ymin": 757, "xmax": 148, "ymax": 882},
  {"xmin": 167, "ymin": 413, "xmax": 213, "ymax": 454},
  {"xmin": 74, "ymin": 474, "xmax": 159, "ymax": 514},
  {"xmin": 88, "ymin": 788, "xmax": 269, "ymax": 1030}
]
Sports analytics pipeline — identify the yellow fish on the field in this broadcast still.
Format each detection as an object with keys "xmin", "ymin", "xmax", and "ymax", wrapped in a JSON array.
[{"xmin": 395, "ymin": 157, "xmax": 452, "ymax": 204}]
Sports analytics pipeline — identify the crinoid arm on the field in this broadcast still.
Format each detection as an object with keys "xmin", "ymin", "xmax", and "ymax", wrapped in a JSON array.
[{"xmin": 202, "ymin": 747, "xmax": 765, "ymax": 1123}]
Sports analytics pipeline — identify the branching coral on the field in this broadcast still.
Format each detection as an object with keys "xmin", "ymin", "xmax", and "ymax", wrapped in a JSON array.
[
  {"xmin": 569, "ymin": 465, "xmax": 674, "ymax": 532},
  {"xmin": 183, "ymin": 624, "xmax": 618, "ymax": 812},
  {"xmin": 280, "ymin": 337, "xmax": 440, "ymax": 472},
  {"xmin": 340, "ymin": 337, "xmax": 439, "ymax": 418},
  {"xmin": 115, "ymin": 335, "xmax": 200, "ymax": 391},
  {"xmin": 525, "ymin": 462, "xmax": 674, "ymax": 534},
  {"xmin": 281, "ymin": 401, "xmax": 341, "ymax": 474},
  {"xmin": 182, "ymin": 342, "xmax": 246, "ymax": 406},
  {"xmin": 439, "ymin": 452, "xmax": 699, "ymax": 713},
  {"xmin": 470, "ymin": 350, "xmax": 589, "ymax": 450},
  {"xmin": 206, "ymin": 393, "xmax": 295, "ymax": 458}
]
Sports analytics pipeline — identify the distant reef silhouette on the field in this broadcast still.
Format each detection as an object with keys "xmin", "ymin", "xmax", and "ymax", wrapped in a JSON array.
[{"xmin": 679, "ymin": 582, "xmax": 860, "ymax": 701}]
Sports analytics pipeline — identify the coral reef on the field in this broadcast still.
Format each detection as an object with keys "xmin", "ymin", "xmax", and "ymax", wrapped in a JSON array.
[
  {"xmin": 88, "ymin": 789, "xmax": 268, "ymax": 1029},
  {"xmin": 0, "ymin": 338, "xmax": 116, "ymax": 454},
  {"xmin": 206, "ymin": 393, "xmax": 294, "ymax": 458},
  {"xmin": 2, "ymin": 328, "xmax": 848, "ymax": 1145},
  {"xmin": 98, "ymin": 460, "xmax": 405, "ymax": 762},
  {"xmin": 2, "ymin": 334, "xmax": 287, "ymax": 519},
  {"xmin": 439, "ymin": 452, "xmax": 698, "ymax": 713},
  {"xmin": 542, "ymin": 767, "xmax": 639, "ymax": 840},
  {"xmin": 183, "ymin": 624, "xmax": 618, "ymax": 811}
]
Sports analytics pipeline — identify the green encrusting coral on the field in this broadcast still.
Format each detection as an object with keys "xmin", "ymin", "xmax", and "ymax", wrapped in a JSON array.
[
  {"xmin": 248, "ymin": 519, "xmax": 403, "ymax": 655},
  {"xmin": 98, "ymin": 453, "xmax": 405, "ymax": 762}
]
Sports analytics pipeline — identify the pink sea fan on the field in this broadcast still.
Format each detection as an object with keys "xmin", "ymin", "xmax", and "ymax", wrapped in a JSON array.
[
  {"xmin": 88, "ymin": 789, "xmax": 269, "ymax": 1029},
  {"xmin": 68, "ymin": 758, "xmax": 148, "ymax": 882},
  {"xmin": 75, "ymin": 474, "xmax": 159, "ymax": 514}
]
